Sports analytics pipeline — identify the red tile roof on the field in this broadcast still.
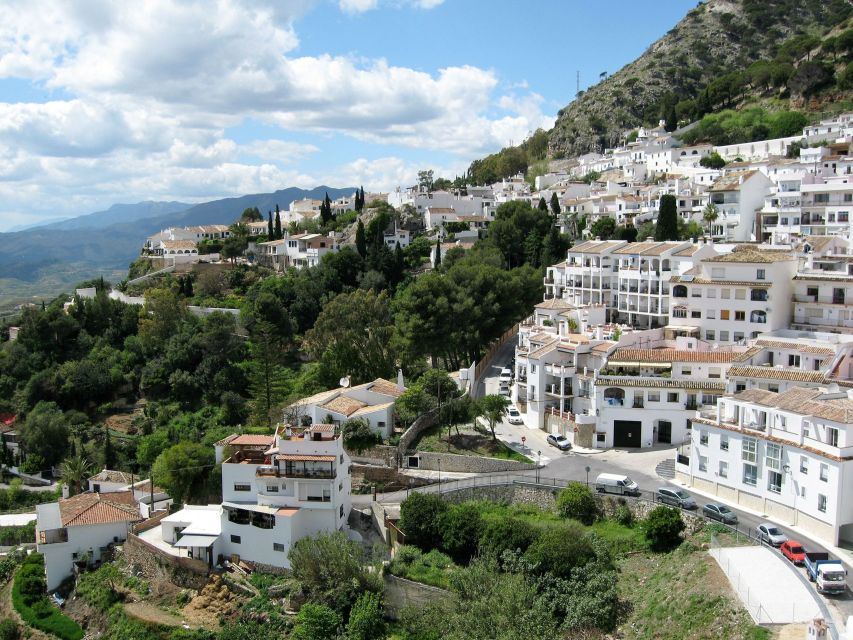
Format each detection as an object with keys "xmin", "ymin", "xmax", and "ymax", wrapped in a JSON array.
[
  {"xmin": 59, "ymin": 492, "xmax": 141, "ymax": 527},
  {"xmin": 275, "ymin": 454, "xmax": 336, "ymax": 462}
]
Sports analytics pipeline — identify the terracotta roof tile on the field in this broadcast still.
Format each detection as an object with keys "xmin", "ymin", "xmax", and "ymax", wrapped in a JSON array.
[
  {"xmin": 369, "ymin": 378, "xmax": 405, "ymax": 397},
  {"xmin": 321, "ymin": 396, "xmax": 367, "ymax": 417},
  {"xmin": 89, "ymin": 469, "xmax": 132, "ymax": 485},
  {"xmin": 59, "ymin": 492, "xmax": 141, "ymax": 527},
  {"xmin": 230, "ymin": 434, "xmax": 275, "ymax": 447},
  {"xmin": 705, "ymin": 246, "xmax": 794, "ymax": 263},
  {"xmin": 275, "ymin": 454, "xmax": 336, "ymax": 462},
  {"xmin": 609, "ymin": 348, "xmax": 741, "ymax": 364},
  {"xmin": 753, "ymin": 340, "xmax": 835, "ymax": 355},
  {"xmin": 727, "ymin": 366, "xmax": 827, "ymax": 383},
  {"xmin": 595, "ymin": 376, "xmax": 725, "ymax": 391}
]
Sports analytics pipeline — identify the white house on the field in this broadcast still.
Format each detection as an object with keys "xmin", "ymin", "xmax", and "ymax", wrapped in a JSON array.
[
  {"xmin": 36, "ymin": 492, "xmax": 142, "ymax": 590},
  {"xmin": 292, "ymin": 378, "xmax": 405, "ymax": 439},
  {"xmin": 799, "ymin": 175, "xmax": 853, "ymax": 237},
  {"xmin": 707, "ymin": 170, "xmax": 773, "ymax": 241},
  {"xmin": 680, "ymin": 386, "xmax": 853, "ymax": 546}
]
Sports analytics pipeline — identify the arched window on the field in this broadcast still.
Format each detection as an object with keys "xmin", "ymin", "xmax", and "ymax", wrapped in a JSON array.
[
  {"xmin": 673, "ymin": 285, "xmax": 688, "ymax": 298},
  {"xmin": 603, "ymin": 388, "xmax": 625, "ymax": 407},
  {"xmin": 750, "ymin": 289, "xmax": 768, "ymax": 302},
  {"xmin": 672, "ymin": 305, "xmax": 687, "ymax": 318},
  {"xmin": 750, "ymin": 310, "xmax": 767, "ymax": 324}
]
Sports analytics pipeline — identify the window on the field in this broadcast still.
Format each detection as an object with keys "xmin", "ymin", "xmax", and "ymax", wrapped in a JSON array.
[
  {"xmin": 266, "ymin": 484, "xmax": 279, "ymax": 493},
  {"xmin": 709, "ymin": 368, "xmax": 721, "ymax": 379},
  {"xmin": 800, "ymin": 456, "xmax": 808, "ymax": 474},
  {"xmin": 815, "ymin": 193, "xmax": 830, "ymax": 203},
  {"xmin": 673, "ymin": 307, "xmax": 687, "ymax": 318},
  {"xmin": 231, "ymin": 535, "xmax": 241, "ymax": 544},
  {"xmin": 719, "ymin": 461, "xmax": 728, "ymax": 477},
  {"xmin": 691, "ymin": 310, "xmax": 701, "ymax": 318},
  {"xmin": 735, "ymin": 383, "xmax": 746, "ymax": 392},
  {"xmin": 340, "ymin": 454, "xmax": 345, "ymax": 464},
  {"xmin": 707, "ymin": 310, "xmax": 716, "ymax": 319},
  {"xmin": 673, "ymin": 285, "xmax": 687, "ymax": 298},
  {"xmin": 734, "ymin": 332, "xmax": 744, "ymax": 342},
  {"xmin": 750, "ymin": 289, "xmax": 768, "ymax": 302},
  {"xmin": 699, "ymin": 455, "xmax": 708, "ymax": 472},
  {"xmin": 720, "ymin": 330, "xmax": 730, "ymax": 341},
  {"xmin": 765, "ymin": 443, "xmax": 782, "ymax": 471},
  {"xmin": 827, "ymin": 427, "xmax": 839, "ymax": 447},
  {"xmin": 691, "ymin": 288, "xmax": 702, "ymax": 298},
  {"xmin": 273, "ymin": 543, "xmax": 285, "ymax": 552},
  {"xmin": 531, "ymin": 364, "xmax": 537, "ymax": 373},
  {"xmin": 699, "ymin": 431, "xmax": 708, "ymax": 446},
  {"xmin": 757, "ymin": 269, "xmax": 766, "ymax": 280},
  {"xmin": 705, "ymin": 330, "xmax": 716, "ymax": 341},
  {"xmin": 92, "ymin": 483, "xmax": 101, "ymax": 492},
  {"xmin": 743, "ymin": 464, "xmax": 758, "ymax": 486},
  {"xmin": 767, "ymin": 470, "xmax": 783, "ymax": 493},
  {"xmin": 648, "ymin": 391, "xmax": 660, "ymax": 402},
  {"xmin": 788, "ymin": 355, "xmax": 800, "ymax": 367},
  {"xmin": 735, "ymin": 311, "xmax": 745, "ymax": 321},
  {"xmin": 742, "ymin": 437, "xmax": 757, "ymax": 463},
  {"xmin": 668, "ymin": 392, "xmax": 679, "ymax": 403},
  {"xmin": 820, "ymin": 463, "xmax": 829, "ymax": 482},
  {"xmin": 735, "ymin": 289, "xmax": 746, "ymax": 300},
  {"xmin": 340, "ymin": 504, "xmax": 344, "ymax": 518},
  {"xmin": 803, "ymin": 421, "xmax": 811, "ymax": 438},
  {"xmin": 721, "ymin": 289, "xmax": 731, "ymax": 299},
  {"xmin": 234, "ymin": 483, "xmax": 251, "ymax": 492},
  {"xmin": 818, "ymin": 494, "xmax": 827, "ymax": 513},
  {"xmin": 720, "ymin": 435, "xmax": 729, "ymax": 451},
  {"xmin": 721, "ymin": 310, "xmax": 730, "ymax": 320},
  {"xmin": 682, "ymin": 366, "xmax": 692, "ymax": 376},
  {"xmin": 707, "ymin": 289, "xmax": 717, "ymax": 298}
]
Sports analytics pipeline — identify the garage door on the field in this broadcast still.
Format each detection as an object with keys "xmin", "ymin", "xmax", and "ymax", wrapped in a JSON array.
[{"xmin": 614, "ymin": 420, "xmax": 641, "ymax": 447}]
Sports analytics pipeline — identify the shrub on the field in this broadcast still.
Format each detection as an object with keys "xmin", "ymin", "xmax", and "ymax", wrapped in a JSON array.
[
  {"xmin": 479, "ymin": 517, "xmax": 539, "ymax": 560},
  {"xmin": 0, "ymin": 620, "xmax": 20, "ymax": 640},
  {"xmin": 346, "ymin": 591, "xmax": 386, "ymax": 640},
  {"xmin": 11, "ymin": 554, "xmax": 83, "ymax": 640},
  {"xmin": 523, "ymin": 523, "xmax": 596, "ymax": 579},
  {"xmin": 342, "ymin": 418, "xmax": 381, "ymax": 454},
  {"xmin": 439, "ymin": 503, "xmax": 484, "ymax": 564},
  {"xmin": 644, "ymin": 506, "xmax": 685, "ymax": 551},
  {"xmin": 615, "ymin": 505, "xmax": 634, "ymax": 527},
  {"xmin": 388, "ymin": 547, "xmax": 455, "ymax": 589},
  {"xmin": 556, "ymin": 481, "xmax": 599, "ymax": 525},
  {"xmin": 699, "ymin": 152, "xmax": 726, "ymax": 169},
  {"xmin": 399, "ymin": 493, "xmax": 448, "ymax": 551},
  {"xmin": 292, "ymin": 603, "xmax": 341, "ymax": 640}
]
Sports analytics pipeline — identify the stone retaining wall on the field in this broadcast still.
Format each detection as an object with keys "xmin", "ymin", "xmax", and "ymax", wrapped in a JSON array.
[
  {"xmin": 398, "ymin": 408, "xmax": 439, "ymax": 454},
  {"xmin": 409, "ymin": 450, "xmax": 536, "ymax": 473},
  {"xmin": 349, "ymin": 444, "xmax": 399, "ymax": 468},
  {"xmin": 383, "ymin": 573, "xmax": 448, "ymax": 620},
  {"xmin": 123, "ymin": 533, "xmax": 209, "ymax": 590}
]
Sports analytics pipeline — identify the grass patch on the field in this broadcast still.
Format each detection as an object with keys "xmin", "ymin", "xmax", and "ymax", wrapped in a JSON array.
[
  {"xmin": 615, "ymin": 534, "xmax": 763, "ymax": 640},
  {"xmin": 590, "ymin": 519, "xmax": 649, "ymax": 555},
  {"xmin": 412, "ymin": 423, "xmax": 530, "ymax": 462},
  {"xmin": 12, "ymin": 554, "xmax": 84, "ymax": 640},
  {"xmin": 388, "ymin": 546, "xmax": 456, "ymax": 590}
]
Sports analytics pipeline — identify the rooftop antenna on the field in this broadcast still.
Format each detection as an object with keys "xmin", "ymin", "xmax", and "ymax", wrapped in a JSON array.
[{"xmin": 339, "ymin": 376, "xmax": 350, "ymax": 388}]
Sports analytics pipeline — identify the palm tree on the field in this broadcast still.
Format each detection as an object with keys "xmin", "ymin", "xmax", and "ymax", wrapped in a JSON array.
[
  {"xmin": 702, "ymin": 203, "xmax": 719, "ymax": 237},
  {"xmin": 60, "ymin": 451, "xmax": 93, "ymax": 497},
  {"xmin": 476, "ymin": 394, "xmax": 510, "ymax": 440}
]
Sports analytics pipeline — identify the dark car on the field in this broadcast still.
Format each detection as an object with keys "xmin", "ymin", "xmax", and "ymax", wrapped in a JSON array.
[
  {"xmin": 546, "ymin": 434, "xmax": 571, "ymax": 451},
  {"xmin": 701, "ymin": 503, "xmax": 739, "ymax": 524}
]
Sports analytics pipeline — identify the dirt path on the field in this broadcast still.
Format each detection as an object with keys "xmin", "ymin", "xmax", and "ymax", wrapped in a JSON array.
[
  {"xmin": 0, "ymin": 581, "xmax": 53, "ymax": 640},
  {"xmin": 125, "ymin": 601, "xmax": 194, "ymax": 628}
]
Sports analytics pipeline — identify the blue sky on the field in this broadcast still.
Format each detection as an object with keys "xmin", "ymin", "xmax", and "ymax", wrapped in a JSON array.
[{"xmin": 0, "ymin": 0, "xmax": 696, "ymax": 230}]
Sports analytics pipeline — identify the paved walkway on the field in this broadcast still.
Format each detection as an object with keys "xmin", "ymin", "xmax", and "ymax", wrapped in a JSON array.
[{"xmin": 710, "ymin": 546, "xmax": 822, "ymax": 624}]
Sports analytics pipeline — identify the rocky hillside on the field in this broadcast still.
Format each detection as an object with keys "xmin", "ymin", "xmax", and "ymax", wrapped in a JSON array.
[{"xmin": 547, "ymin": 0, "xmax": 853, "ymax": 159}]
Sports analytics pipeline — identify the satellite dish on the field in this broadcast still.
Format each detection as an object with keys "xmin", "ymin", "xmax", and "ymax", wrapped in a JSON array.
[{"xmin": 339, "ymin": 376, "xmax": 350, "ymax": 388}]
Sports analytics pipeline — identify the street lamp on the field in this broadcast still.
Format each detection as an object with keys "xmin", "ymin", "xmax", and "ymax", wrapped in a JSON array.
[
  {"xmin": 585, "ymin": 465, "xmax": 591, "ymax": 487},
  {"xmin": 536, "ymin": 450, "xmax": 541, "ymax": 483}
]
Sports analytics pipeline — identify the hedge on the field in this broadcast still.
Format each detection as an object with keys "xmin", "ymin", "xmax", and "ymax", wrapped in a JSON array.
[{"xmin": 11, "ymin": 554, "xmax": 83, "ymax": 640}]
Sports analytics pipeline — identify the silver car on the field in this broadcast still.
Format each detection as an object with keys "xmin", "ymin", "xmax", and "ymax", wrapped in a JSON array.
[
  {"xmin": 655, "ymin": 487, "xmax": 697, "ymax": 510},
  {"xmin": 756, "ymin": 523, "xmax": 788, "ymax": 546}
]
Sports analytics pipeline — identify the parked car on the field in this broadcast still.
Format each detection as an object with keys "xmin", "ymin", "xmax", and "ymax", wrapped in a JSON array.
[
  {"xmin": 701, "ymin": 503, "xmax": 738, "ymax": 524},
  {"xmin": 594, "ymin": 473, "xmax": 640, "ymax": 496},
  {"xmin": 780, "ymin": 541, "xmax": 806, "ymax": 565},
  {"xmin": 499, "ymin": 385, "xmax": 510, "ymax": 396},
  {"xmin": 804, "ymin": 551, "xmax": 848, "ymax": 594},
  {"xmin": 506, "ymin": 406, "xmax": 523, "ymax": 425},
  {"xmin": 499, "ymin": 368, "xmax": 513, "ymax": 384},
  {"xmin": 755, "ymin": 523, "xmax": 788, "ymax": 546},
  {"xmin": 655, "ymin": 487, "xmax": 697, "ymax": 510},
  {"xmin": 546, "ymin": 433, "xmax": 571, "ymax": 451}
]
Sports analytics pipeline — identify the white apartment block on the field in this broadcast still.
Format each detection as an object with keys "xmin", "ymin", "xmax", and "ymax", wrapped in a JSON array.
[
  {"xmin": 800, "ymin": 175, "xmax": 853, "ymax": 236},
  {"xmin": 668, "ymin": 247, "xmax": 797, "ymax": 344},
  {"xmin": 707, "ymin": 170, "xmax": 773, "ymax": 241},
  {"xmin": 680, "ymin": 386, "xmax": 853, "ymax": 546},
  {"xmin": 254, "ymin": 233, "xmax": 340, "ymax": 271}
]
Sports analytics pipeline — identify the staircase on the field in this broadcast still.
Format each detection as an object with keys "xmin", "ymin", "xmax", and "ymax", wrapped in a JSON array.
[{"xmin": 655, "ymin": 458, "xmax": 675, "ymax": 480}]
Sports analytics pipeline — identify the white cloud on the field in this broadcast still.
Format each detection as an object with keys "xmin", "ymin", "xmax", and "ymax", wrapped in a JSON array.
[
  {"xmin": 411, "ymin": 0, "xmax": 445, "ymax": 8},
  {"xmin": 339, "ymin": 0, "xmax": 378, "ymax": 13}
]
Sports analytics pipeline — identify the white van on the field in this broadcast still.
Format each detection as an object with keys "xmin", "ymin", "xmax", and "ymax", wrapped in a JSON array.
[{"xmin": 594, "ymin": 473, "xmax": 640, "ymax": 496}]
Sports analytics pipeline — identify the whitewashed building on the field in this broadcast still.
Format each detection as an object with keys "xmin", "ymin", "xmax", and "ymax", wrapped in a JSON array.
[{"xmin": 707, "ymin": 170, "xmax": 773, "ymax": 241}]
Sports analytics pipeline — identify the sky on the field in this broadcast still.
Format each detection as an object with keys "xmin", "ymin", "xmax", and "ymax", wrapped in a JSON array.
[{"xmin": 0, "ymin": 0, "xmax": 697, "ymax": 231}]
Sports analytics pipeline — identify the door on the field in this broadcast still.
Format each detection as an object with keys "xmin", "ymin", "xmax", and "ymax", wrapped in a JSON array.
[
  {"xmin": 613, "ymin": 420, "xmax": 641, "ymax": 447},
  {"xmin": 657, "ymin": 420, "xmax": 672, "ymax": 444}
]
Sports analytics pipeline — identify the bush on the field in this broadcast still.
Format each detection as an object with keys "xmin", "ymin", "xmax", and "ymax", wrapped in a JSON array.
[
  {"xmin": 615, "ymin": 504, "xmax": 635, "ymax": 527},
  {"xmin": 11, "ymin": 554, "xmax": 83, "ymax": 640},
  {"xmin": 342, "ymin": 418, "xmax": 381, "ymax": 454},
  {"xmin": 556, "ymin": 481, "xmax": 599, "ymax": 525},
  {"xmin": 644, "ymin": 506, "xmax": 685, "ymax": 551},
  {"xmin": 388, "ymin": 547, "xmax": 456, "ymax": 589},
  {"xmin": 523, "ymin": 523, "xmax": 596, "ymax": 579},
  {"xmin": 440, "ymin": 503, "xmax": 484, "ymax": 564},
  {"xmin": 478, "ymin": 517, "xmax": 539, "ymax": 560},
  {"xmin": 0, "ymin": 620, "xmax": 20, "ymax": 640},
  {"xmin": 699, "ymin": 152, "xmax": 726, "ymax": 169},
  {"xmin": 292, "ymin": 603, "xmax": 341, "ymax": 640},
  {"xmin": 346, "ymin": 591, "xmax": 386, "ymax": 640},
  {"xmin": 399, "ymin": 493, "xmax": 448, "ymax": 551}
]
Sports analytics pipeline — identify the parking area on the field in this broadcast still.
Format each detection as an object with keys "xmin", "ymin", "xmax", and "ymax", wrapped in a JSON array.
[{"xmin": 710, "ymin": 546, "xmax": 822, "ymax": 624}]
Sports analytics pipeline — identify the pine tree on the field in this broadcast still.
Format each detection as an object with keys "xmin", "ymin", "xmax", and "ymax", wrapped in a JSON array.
[
  {"xmin": 267, "ymin": 211, "xmax": 274, "ymax": 238},
  {"xmin": 550, "ymin": 192, "xmax": 561, "ymax": 217},
  {"xmin": 356, "ymin": 220, "xmax": 367, "ymax": 258},
  {"xmin": 248, "ymin": 322, "xmax": 290, "ymax": 428},
  {"xmin": 655, "ymin": 194, "xmax": 679, "ymax": 241},
  {"xmin": 434, "ymin": 236, "xmax": 442, "ymax": 268},
  {"xmin": 538, "ymin": 197, "xmax": 548, "ymax": 211},
  {"xmin": 275, "ymin": 210, "xmax": 283, "ymax": 239}
]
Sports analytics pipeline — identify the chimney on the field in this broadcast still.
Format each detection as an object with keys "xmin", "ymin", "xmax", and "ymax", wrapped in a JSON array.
[{"xmin": 397, "ymin": 369, "xmax": 405, "ymax": 391}]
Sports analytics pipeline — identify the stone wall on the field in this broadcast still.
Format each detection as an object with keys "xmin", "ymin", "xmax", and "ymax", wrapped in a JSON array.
[
  {"xmin": 122, "ymin": 533, "xmax": 209, "ymax": 590},
  {"xmin": 408, "ymin": 450, "xmax": 536, "ymax": 473},
  {"xmin": 383, "ymin": 573, "xmax": 448, "ymax": 620},
  {"xmin": 398, "ymin": 408, "xmax": 439, "ymax": 454},
  {"xmin": 349, "ymin": 444, "xmax": 399, "ymax": 468}
]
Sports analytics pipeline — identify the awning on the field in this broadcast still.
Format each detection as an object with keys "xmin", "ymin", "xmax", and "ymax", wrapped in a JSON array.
[{"xmin": 175, "ymin": 534, "xmax": 218, "ymax": 548}]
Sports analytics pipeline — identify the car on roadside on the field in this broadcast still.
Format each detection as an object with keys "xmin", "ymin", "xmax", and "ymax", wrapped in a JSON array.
[
  {"xmin": 498, "ymin": 385, "xmax": 510, "ymax": 396},
  {"xmin": 506, "ymin": 406, "xmax": 523, "ymax": 425},
  {"xmin": 780, "ymin": 540, "xmax": 806, "ymax": 565},
  {"xmin": 499, "ymin": 368, "xmax": 513, "ymax": 385},
  {"xmin": 546, "ymin": 433, "xmax": 571, "ymax": 451},
  {"xmin": 701, "ymin": 503, "xmax": 738, "ymax": 524},
  {"xmin": 655, "ymin": 487, "xmax": 698, "ymax": 510},
  {"xmin": 756, "ymin": 522, "xmax": 788, "ymax": 547}
]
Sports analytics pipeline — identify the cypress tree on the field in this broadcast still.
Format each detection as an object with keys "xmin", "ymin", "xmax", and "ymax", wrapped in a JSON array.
[
  {"xmin": 538, "ymin": 197, "xmax": 548, "ymax": 211},
  {"xmin": 356, "ymin": 220, "xmax": 367, "ymax": 258},
  {"xmin": 324, "ymin": 192, "xmax": 333, "ymax": 221},
  {"xmin": 434, "ymin": 236, "xmax": 442, "ymax": 268},
  {"xmin": 275, "ymin": 211, "xmax": 283, "ymax": 239},
  {"xmin": 184, "ymin": 275, "xmax": 193, "ymax": 297},
  {"xmin": 550, "ymin": 192, "xmax": 561, "ymax": 217},
  {"xmin": 359, "ymin": 186, "xmax": 366, "ymax": 211},
  {"xmin": 103, "ymin": 427, "xmax": 115, "ymax": 470},
  {"xmin": 655, "ymin": 194, "xmax": 679, "ymax": 241},
  {"xmin": 267, "ymin": 211, "xmax": 274, "ymax": 238}
]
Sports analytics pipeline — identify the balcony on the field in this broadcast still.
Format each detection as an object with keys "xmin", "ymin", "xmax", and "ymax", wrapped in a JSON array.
[
  {"xmin": 38, "ymin": 528, "xmax": 68, "ymax": 545},
  {"xmin": 632, "ymin": 399, "xmax": 644, "ymax": 409}
]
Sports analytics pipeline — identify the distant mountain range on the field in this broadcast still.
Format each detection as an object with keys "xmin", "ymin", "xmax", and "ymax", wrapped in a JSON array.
[{"xmin": 0, "ymin": 186, "xmax": 356, "ymax": 309}]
